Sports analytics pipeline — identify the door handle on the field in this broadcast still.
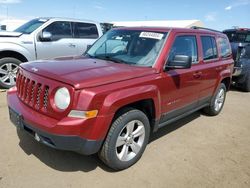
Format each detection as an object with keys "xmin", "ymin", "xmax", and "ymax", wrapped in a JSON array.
[
  {"xmin": 69, "ymin": 43, "xmax": 76, "ymax": 48},
  {"xmin": 193, "ymin": 71, "xmax": 202, "ymax": 78}
]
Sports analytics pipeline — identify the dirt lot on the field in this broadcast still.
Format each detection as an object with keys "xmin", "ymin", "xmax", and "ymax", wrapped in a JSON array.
[{"xmin": 0, "ymin": 89, "xmax": 250, "ymax": 188}]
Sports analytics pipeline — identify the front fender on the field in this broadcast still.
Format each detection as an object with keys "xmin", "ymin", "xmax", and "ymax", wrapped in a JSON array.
[
  {"xmin": 0, "ymin": 42, "xmax": 34, "ymax": 61},
  {"xmin": 100, "ymin": 84, "xmax": 161, "ymax": 119}
]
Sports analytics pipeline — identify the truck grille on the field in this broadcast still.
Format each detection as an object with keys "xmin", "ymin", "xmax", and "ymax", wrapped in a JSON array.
[{"xmin": 16, "ymin": 72, "xmax": 50, "ymax": 111}]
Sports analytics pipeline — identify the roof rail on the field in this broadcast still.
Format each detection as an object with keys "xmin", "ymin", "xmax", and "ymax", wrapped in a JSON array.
[{"xmin": 191, "ymin": 26, "xmax": 222, "ymax": 33}]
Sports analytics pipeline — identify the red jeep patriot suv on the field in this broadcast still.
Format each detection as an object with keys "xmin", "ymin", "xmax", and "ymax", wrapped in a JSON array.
[{"xmin": 7, "ymin": 27, "xmax": 234, "ymax": 170}]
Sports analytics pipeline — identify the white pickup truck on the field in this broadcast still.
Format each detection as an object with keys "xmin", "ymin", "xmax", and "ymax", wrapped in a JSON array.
[{"xmin": 0, "ymin": 17, "xmax": 103, "ymax": 88}]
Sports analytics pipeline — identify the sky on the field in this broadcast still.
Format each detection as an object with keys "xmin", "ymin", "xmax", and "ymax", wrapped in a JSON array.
[{"xmin": 0, "ymin": 0, "xmax": 249, "ymax": 31}]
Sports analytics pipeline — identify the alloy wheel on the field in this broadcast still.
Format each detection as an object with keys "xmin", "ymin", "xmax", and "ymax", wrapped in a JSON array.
[
  {"xmin": 0, "ymin": 63, "xmax": 18, "ymax": 86},
  {"xmin": 214, "ymin": 88, "xmax": 225, "ymax": 112},
  {"xmin": 116, "ymin": 120, "xmax": 145, "ymax": 162}
]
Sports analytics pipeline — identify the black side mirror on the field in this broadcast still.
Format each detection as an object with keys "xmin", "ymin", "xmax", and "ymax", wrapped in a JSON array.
[
  {"xmin": 40, "ymin": 31, "xmax": 52, "ymax": 42},
  {"xmin": 165, "ymin": 55, "xmax": 192, "ymax": 70}
]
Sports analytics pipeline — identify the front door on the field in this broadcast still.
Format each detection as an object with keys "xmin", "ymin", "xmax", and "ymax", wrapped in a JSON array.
[
  {"xmin": 160, "ymin": 34, "xmax": 203, "ymax": 122},
  {"xmin": 36, "ymin": 21, "xmax": 77, "ymax": 60}
]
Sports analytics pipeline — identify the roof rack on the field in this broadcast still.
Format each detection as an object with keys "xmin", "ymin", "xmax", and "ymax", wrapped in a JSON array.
[{"xmin": 191, "ymin": 26, "xmax": 222, "ymax": 33}]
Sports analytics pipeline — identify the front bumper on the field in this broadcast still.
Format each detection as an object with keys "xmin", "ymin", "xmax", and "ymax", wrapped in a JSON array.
[
  {"xmin": 14, "ymin": 115, "xmax": 103, "ymax": 155},
  {"xmin": 7, "ymin": 89, "xmax": 107, "ymax": 155}
]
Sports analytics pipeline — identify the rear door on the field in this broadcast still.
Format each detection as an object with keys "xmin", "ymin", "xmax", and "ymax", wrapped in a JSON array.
[
  {"xmin": 71, "ymin": 22, "xmax": 100, "ymax": 55},
  {"xmin": 196, "ymin": 35, "xmax": 223, "ymax": 102},
  {"xmin": 160, "ymin": 34, "xmax": 203, "ymax": 122},
  {"xmin": 36, "ymin": 21, "xmax": 77, "ymax": 59}
]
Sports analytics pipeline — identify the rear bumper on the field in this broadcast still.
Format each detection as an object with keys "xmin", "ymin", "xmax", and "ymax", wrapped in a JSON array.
[{"xmin": 232, "ymin": 66, "xmax": 242, "ymax": 76}]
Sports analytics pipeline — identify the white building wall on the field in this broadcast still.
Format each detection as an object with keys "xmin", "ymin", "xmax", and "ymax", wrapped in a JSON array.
[
  {"xmin": 0, "ymin": 19, "xmax": 27, "ymax": 31},
  {"xmin": 111, "ymin": 20, "xmax": 204, "ymax": 28}
]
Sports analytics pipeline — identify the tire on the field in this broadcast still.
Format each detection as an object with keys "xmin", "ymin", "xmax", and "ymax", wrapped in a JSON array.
[
  {"xmin": 242, "ymin": 73, "xmax": 250, "ymax": 92},
  {"xmin": 99, "ymin": 108, "xmax": 150, "ymax": 170},
  {"xmin": 203, "ymin": 83, "xmax": 227, "ymax": 116},
  {"xmin": 0, "ymin": 57, "xmax": 22, "ymax": 89}
]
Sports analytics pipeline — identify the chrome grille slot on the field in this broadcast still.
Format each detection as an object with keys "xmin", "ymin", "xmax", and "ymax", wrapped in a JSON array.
[
  {"xmin": 43, "ymin": 86, "xmax": 49, "ymax": 110},
  {"xmin": 36, "ymin": 84, "xmax": 42, "ymax": 109},
  {"xmin": 30, "ymin": 81, "xmax": 36, "ymax": 105},
  {"xmin": 16, "ymin": 71, "xmax": 51, "ymax": 113}
]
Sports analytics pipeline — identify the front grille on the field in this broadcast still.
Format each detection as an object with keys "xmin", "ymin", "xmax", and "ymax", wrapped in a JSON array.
[{"xmin": 16, "ymin": 72, "xmax": 50, "ymax": 112}]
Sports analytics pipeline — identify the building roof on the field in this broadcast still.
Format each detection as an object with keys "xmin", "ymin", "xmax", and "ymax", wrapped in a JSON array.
[{"xmin": 111, "ymin": 20, "xmax": 204, "ymax": 28}]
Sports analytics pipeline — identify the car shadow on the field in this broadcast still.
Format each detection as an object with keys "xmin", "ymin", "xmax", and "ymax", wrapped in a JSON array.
[
  {"xmin": 17, "ymin": 112, "xmax": 202, "ymax": 173},
  {"xmin": 150, "ymin": 111, "xmax": 201, "ymax": 143},
  {"xmin": 17, "ymin": 130, "xmax": 114, "ymax": 173}
]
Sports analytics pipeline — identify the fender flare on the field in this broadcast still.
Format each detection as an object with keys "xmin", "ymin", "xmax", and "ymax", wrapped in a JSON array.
[
  {"xmin": 100, "ymin": 84, "xmax": 161, "ymax": 120},
  {"xmin": 0, "ymin": 42, "xmax": 34, "ymax": 61}
]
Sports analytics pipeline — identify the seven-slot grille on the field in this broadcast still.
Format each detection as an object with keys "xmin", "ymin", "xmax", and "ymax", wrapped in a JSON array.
[{"xmin": 16, "ymin": 72, "xmax": 50, "ymax": 111}]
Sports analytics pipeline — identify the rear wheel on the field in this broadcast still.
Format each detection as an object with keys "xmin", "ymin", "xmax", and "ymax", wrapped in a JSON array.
[
  {"xmin": 0, "ymin": 57, "xmax": 21, "ymax": 89},
  {"xmin": 203, "ymin": 83, "xmax": 227, "ymax": 116},
  {"xmin": 242, "ymin": 73, "xmax": 250, "ymax": 92},
  {"xmin": 99, "ymin": 108, "xmax": 150, "ymax": 170}
]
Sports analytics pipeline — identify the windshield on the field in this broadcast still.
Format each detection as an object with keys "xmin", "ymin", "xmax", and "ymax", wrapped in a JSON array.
[
  {"xmin": 87, "ymin": 29, "xmax": 168, "ymax": 67},
  {"xmin": 224, "ymin": 31, "xmax": 250, "ymax": 43},
  {"xmin": 14, "ymin": 18, "xmax": 48, "ymax": 34}
]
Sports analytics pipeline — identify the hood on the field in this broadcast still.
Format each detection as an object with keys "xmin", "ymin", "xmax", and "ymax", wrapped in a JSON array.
[
  {"xmin": 21, "ymin": 56, "xmax": 157, "ymax": 89},
  {"xmin": 0, "ymin": 31, "xmax": 22, "ymax": 37}
]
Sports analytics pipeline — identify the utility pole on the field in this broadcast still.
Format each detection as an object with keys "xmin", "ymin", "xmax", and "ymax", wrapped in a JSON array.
[{"xmin": 6, "ymin": 6, "xmax": 8, "ymax": 19}]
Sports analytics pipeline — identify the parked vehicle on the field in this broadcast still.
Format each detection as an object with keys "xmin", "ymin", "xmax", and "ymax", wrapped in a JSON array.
[
  {"xmin": 0, "ymin": 17, "xmax": 103, "ymax": 89},
  {"xmin": 7, "ymin": 27, "xmax": 234, "ymax": 170},
  {"xmin": 223, "ymin": 28, "xmax": 250, "ymax": 91}
]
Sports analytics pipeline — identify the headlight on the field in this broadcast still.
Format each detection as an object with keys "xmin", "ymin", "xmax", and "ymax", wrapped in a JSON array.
[{"xmin": 54, "ymin": 87, "xmax": 70, "ymax": 110}]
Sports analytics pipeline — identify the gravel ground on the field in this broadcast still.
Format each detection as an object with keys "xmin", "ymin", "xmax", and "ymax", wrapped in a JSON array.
[{"xmin": 0, "ymin": 89, "xmax": 250, "ymax": 188}]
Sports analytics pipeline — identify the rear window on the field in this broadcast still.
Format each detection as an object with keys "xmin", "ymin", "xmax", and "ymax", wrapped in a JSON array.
[
  {"xmin": 218, "ymin": 37, "xmax": 231, "ymax": 58},
  {"xmin": 73, "ymin": 22, "xmax": 99, "ymax": 39},
  {"xmin": 224, "ymin": 31, "xmax": 250, "ymax": 43},
  {"xmin": 201, "ymin": 36, "xmax": 218, "ymax": 61}
]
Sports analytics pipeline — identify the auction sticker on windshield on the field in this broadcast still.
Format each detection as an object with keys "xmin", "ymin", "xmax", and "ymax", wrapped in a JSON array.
[{"xmin": 139, "ymin": 32, "xmax": 164, "ymax": 40}]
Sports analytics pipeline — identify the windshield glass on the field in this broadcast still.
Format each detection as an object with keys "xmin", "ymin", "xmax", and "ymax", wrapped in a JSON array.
[
  {"xmin": 224, "ymin": 31, "xmax": 250, "ymax": 43},
  {"xmin": 14, "ymin": 18, "xmax": 48, "ymax": 34},
  {"xmin": 87, "ymin": 29, "xmax": 168, "ymax": 67}
]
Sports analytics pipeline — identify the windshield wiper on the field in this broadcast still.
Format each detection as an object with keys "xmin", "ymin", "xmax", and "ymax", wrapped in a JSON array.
[{"xmin": 93, "ymin": 55, "xmax": 127, "ymax": 64}]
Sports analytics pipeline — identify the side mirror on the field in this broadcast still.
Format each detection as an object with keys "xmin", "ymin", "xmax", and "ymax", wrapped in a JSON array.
[
  {"xmin": 165, "ymin": 55, "xmax": 192, "ymax": 70},
  {"xmin": 40, "ymin": 31, "xmax": 52, "ymax": 42}
]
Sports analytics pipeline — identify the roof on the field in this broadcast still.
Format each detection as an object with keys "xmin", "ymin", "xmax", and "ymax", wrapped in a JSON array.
[
  {"xmin": 114, "ymin": 27, "xmax": 226, "ymax": 36},
  {"xmin": 223, "ymin": 28, "xmax": 250, "ymax": 32},
  {"xmin": 37, "ymin": 17, "xmax": 100, "ymax": 24}
]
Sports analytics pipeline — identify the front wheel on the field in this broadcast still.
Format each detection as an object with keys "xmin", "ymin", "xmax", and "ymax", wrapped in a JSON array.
[
  {"xmin": 203, "ymin": 83, "xmax": 227, "ymax": 116},
  {"xmin": 0, "ymin": 57, "xmax": 21, "ymax": 89},
  {"xmin": 99, "ymin": 108, "xmax": 150, "ymax": 170}
]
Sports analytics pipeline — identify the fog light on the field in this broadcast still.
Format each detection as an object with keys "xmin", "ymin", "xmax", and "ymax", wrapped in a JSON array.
[
  {"xmin": 35, "ymin": 133, "xmax": 41, "ymax": 142},
  {"xmin": 68, "ymin": 110, "xmax": 98, "ymax": 119}
]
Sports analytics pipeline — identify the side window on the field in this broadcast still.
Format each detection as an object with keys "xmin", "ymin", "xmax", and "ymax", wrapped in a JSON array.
[
  {"xmin": 168, "ymin": 35, "xmax": 198, "ymax": 64},
  {"xmin": 43, "ymin": 21, "xmax": 72, "ymax": 41},
  {"xmin": 73, "ymin": 22, "xmax": 99, "ymax": 39},
  {"xmin": 201, "ymin": 36, "xmax": 218, "ymax": 61},
  {"xmin": 218, "ymin": 37, "xmax": 231, "ymax": 58}
]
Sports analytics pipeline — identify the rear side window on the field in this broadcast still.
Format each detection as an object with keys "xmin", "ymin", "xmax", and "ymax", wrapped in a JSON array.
[
  {"xmin": 218, "ymin": 37, "xmax": 231, "ymax": 58},
  {"xmin": 43, "ymin": 21, "xmax": 72, "ymax": 41},
  {"xmin": 168, "ymin": 35, "xmax": 198, "ymax": 64},
  {"xmin": 201, "ymin": 36, "xmax": 218, "ymax": 61},
  {"xmin": 73, "ymin": 22, "xmax": 99, "ymax": 39}
]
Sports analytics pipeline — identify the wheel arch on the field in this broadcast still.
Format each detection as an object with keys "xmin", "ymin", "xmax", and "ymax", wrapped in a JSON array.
[{"xmin": 0, "ymin": 50, "xmax": 28, "ymax": 62}]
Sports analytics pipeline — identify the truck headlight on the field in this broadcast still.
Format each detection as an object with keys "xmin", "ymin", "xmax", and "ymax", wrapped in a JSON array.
[{"xmin": 54, "ymin": 87, "xmax": 70, "ymax": 110}]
